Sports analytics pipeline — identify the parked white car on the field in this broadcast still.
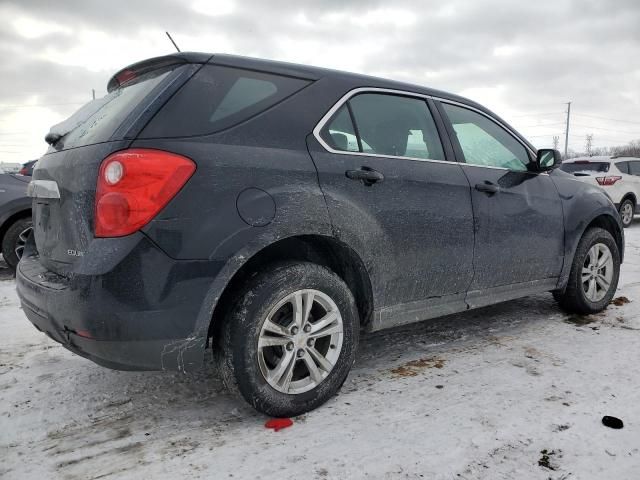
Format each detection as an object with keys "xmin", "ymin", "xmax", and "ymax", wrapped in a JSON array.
[{"xmin": 561, "ymin": 156, "xmax": 640, "ymax": 227}]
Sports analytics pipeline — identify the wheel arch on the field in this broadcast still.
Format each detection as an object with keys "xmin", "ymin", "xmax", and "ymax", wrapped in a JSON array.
[
  {"xmin": 557, "ymin": 211, "xmax": 624, "ymax": 293},
  {"xmin": 584, "ymin": 213, "xmax": 624, "ymax": 261},
  {"xmin": 620, "ymin": 192, "xmax": 637, "ymax": 207},
  {"xmin": 207, "ymin": 234, "xmax": 374, "ymax": 345},
  {"xmin": 0, "ymin": 209, "xmax": 32, "ymax": 247}
]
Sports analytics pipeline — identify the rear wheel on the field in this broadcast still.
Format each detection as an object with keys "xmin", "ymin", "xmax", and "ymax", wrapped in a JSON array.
[
  {"xmin": 2, "ymin": 217, "xmax": 32, "ymax": 272},
  {"xmin": 619, "ymin": 198, "xmax": 635, "ymax": 228},
  {"xmin": 219, "ymin": 262, "xmax": 359, "ymax": 417},
  {"xmin": 554, "ymin": 227, "xmax": 620, "ymax": 314}
]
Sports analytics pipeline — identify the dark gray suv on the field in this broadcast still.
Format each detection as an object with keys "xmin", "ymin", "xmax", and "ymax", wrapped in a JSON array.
[{"xmin": 17, "ymin": 53, "xmax": 624, "ymax": 416}]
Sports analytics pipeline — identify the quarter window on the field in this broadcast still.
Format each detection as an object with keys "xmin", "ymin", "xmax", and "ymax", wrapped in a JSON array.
[
  {"xmin": 320, "ymin": 93, "xmax": 445, "ymax": 160},
  {"xmin": 141, "ymin": 65, "xmax": 310, "ymax": 137},
  {"xmin": 442, "ymin": 103, "xmax": 530, "ymax": 171}
]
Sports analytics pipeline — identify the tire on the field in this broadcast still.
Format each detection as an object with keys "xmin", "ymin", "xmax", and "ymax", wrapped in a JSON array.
[
  {"xmin": 2, "ymin": 217, "xmax": 32, "ymax": 272},
  {"xmin": 219, "ymin": 261, "xmax": 359, "ymax": 417},
  {"xmin": 618, "ymin": 198, "xmax": 635, "ymax": 228},
  {"xmin": 554, "ymin": 227, "xmax": 620, "ymax": 314}
]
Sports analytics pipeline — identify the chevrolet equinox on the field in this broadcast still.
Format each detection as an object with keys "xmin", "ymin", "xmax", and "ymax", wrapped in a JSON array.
[{"xmin": 17, "ymin": 53, "xmax": 624, "ymax": 416}]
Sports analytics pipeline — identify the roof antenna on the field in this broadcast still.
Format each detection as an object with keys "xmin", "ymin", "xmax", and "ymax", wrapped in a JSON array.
[{"xmin": 165, "ymin": 31, "xmax": 181, "ymax": 52}]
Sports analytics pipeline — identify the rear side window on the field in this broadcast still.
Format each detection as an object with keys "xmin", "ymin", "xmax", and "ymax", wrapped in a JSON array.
[
  {"xmin": 616, "ymin": 161, "xmax": 630, "ymax": 174},
  {"xmin": 320, "ymin": 93, "xmax": 445, "ymax": 160},
  {"xmin": 560, "ymin": 162, "xmax": 610, "ymax": 173},
  {"xmin": 321, "ymin": 106, "xmax": 360, "ymax": 152},
  {"xmin": 630, "ymin": 161, "xmax": 640, "ymax": 176},
  {"xmin": 142, "ymin": 65, "xmax": 310, "ymax": 137}
]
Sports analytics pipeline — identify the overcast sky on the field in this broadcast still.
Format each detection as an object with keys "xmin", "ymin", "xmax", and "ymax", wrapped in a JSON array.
[{"xmin": 1, "ymin": 0, "xmax": 639, "ymax": 163}]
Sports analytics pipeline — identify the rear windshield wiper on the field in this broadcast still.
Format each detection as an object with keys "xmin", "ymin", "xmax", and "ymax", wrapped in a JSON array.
[{"xmin": 44, "ymin": 132, "xmax": 62, "ymax": 146}]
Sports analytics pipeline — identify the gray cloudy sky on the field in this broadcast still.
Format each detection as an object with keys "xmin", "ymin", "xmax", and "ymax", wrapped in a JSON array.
[{"xmin": 1, "ymin": 0, "xmax": 640, "ymax": 163}]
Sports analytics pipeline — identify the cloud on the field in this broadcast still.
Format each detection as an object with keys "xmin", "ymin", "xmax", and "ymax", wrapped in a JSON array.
[{"xmin": 1, "ymin": 0, "xmax": 639, "ymax": 162}]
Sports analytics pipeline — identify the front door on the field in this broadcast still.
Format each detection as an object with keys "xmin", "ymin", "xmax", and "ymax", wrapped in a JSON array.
[
  {"xmin": 308, "ymin": 92, "xmax": 475, "ymax": 327},
  {"xmin": 437, "ymin": 101, "xmax": 564, "ymax": 306}
]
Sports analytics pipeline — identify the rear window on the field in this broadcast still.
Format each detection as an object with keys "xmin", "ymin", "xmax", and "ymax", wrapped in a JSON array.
[
  {"xmin": 560, "ymin": 162, "xmax": 610, "ymax": 173},
  {"xmin": 51, "ymin": 66, "xmax": 179, "ymax": 150},
  {"xmin": 141, "ymin": 65, "xmax": 311, "ymax": 138}
]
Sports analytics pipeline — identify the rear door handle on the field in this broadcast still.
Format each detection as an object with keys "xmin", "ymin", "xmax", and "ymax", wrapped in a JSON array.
[
  {"xmin": 346, "ymin": 167, "xmax": 384, "ymax": 186},
  {"xmin": 475, "ymin": 181, "xmax": 500, "ymax": 195}
]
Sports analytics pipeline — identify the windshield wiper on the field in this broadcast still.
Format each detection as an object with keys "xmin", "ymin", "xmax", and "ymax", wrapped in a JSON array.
[{"xmin": 44, "ymin": 132, "xmax": 63, "ymax": 146}]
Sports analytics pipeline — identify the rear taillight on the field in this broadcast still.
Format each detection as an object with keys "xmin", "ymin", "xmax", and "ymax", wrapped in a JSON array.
[
  {"xmin": 18, "ymin": 167, "xmax": 27, "ymax": 175},
  {"xmin": 595, "ymin": 176, "xmax": 622, "ymax": 186},
  {"xmin": 95, "ymin": 149, "xmax": 196, "ymax": 237}
]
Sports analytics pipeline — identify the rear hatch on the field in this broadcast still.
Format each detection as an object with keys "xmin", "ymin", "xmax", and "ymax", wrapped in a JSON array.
[
  {"xmin": 30, "ymin": 55, "xmax": 207, "ymax": 274},
  {"xmin": 560, "ymin": 160, "xmax": 611, "ymax": 187}
]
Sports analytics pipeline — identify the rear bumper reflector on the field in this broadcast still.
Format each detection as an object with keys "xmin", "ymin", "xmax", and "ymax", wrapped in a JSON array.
[{"xmin": 27, "ymin": 180, "xmax": 60, "ymax": 199}]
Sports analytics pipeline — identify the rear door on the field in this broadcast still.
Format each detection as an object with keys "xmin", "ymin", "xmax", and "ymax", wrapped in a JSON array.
[
  {"xmin": 308, "ymin": 91, "xmax": 475, "ymax": 327},
  {"xmin": 437, "ymin": 101, "xmax": 564, "ymax": 306}
]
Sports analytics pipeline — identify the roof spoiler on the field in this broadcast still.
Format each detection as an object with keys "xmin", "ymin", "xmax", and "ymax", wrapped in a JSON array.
[
  {"xmin": 107, "ymin": 53, "xmax": 213, "ymax": 93},
  {"xmin": 107, "ymin": 56, "xmax": 187, "ymax": 93}
]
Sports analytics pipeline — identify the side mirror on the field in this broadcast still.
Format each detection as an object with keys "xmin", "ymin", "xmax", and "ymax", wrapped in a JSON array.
[{"xmin": 536, "ymin": 149, "xmax": 562, "ymax": 172}]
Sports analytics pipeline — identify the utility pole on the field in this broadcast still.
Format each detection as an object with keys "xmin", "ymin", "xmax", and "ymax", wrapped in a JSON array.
[
  {"xmin": 92, "ymin": 89, "xmax": 95, "ymax": 100},
  {"xmin": 564, "ymin": 101, "xmax": 571, "ymax": 158}
]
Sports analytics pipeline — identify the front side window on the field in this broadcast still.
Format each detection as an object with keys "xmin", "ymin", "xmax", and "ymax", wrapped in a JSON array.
[
  {"xmin": 442, "ymin": 103, "xmax": 530, "ymax": 171},
  {"xmin": 320, "ymin": 93, "xmax": 445, "ymax": 160}
]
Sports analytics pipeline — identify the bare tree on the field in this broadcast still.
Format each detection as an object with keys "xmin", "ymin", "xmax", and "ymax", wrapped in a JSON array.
[
  {"xmin": 612, "ymin": 139, "xmax": 640, "ymax": 157},
  {"xmin": 552, "ymin": 135, "xmax": 559, "ymax": 150}
]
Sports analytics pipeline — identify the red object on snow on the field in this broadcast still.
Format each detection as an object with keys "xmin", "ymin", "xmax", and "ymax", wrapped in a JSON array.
[{"xmin": 265, "ymin": 418, "xmax": 293, "ymax": 432}]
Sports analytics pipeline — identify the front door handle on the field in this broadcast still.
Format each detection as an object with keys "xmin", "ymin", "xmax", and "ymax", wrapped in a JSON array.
[
  {"xmin": 346, "ymin": 167, "xmax": 384, "ymax": 186},
  {"xmin": 475, "ymin": 181, "xmax": 500, "ymax": 195}
]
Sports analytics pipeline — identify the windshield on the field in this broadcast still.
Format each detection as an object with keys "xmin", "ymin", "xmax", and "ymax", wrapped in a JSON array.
[{"xmin": 561, "ymin": 162, "xmax": 610, "ymax": 174}]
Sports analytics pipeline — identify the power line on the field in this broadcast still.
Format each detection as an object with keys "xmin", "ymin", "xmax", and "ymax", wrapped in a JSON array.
[
  {"xmin": 0, "ymin": 102, "xmax": 85, "ymax": 109},
  {"xmin": 510, "ymin": 111, "xmax": 564, "ymax": 118},
  {"xmin": 573, "ymin": 113, "xmax": 640, "ymax": 125},
  {"xmin": 570, "ymin": 123, "xmax": 640, "ymax": 135},
  {"xmin": 519, "ymin": 122, "xmax": 565, "ymax": 128}
]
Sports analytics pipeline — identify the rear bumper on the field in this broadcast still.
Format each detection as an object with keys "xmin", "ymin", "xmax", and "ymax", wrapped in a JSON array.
[
  {"xmin": 19, "ymin": 301, "xmax": 191, "ymax": 371},
  {"xmin": 16, "ymin": 234, "xmax": 223, "ymax": 371}
]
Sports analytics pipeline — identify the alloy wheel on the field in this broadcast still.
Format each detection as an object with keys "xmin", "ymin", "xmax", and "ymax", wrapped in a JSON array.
[
  {"xmin": 257, "ymin": 289, "xmax": 344, "ymax": 394},
  {"xmin": 620, "ymin": 202, "xmax": 633, "ymax": 225},
  {"xmin": 14, "ymin": 226, "xmax": 32, "ymax": 260},
  {"xmin": 582, "ymin": 242, "xmax": 614, "ymax": 302}
]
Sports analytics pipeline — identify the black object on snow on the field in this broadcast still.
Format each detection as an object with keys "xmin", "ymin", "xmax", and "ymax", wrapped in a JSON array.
[{"xmin": 602, "ymin": 416, "xmax": 624, "ymax": 429}]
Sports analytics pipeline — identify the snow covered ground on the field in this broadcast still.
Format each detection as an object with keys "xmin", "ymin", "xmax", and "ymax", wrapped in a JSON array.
[{"xmin": 2, "ymin": 223, "xmax": 640, "ymax": 480}]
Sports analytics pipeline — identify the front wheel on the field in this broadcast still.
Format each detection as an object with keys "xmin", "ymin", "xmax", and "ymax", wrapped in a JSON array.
[
  {"xmin": 219, "ymin": 262, "xmax": 359, "ymax": 417},
  {"xmin": 618, "ymin": 199, "xmax": 635, "ymax": 228},
  {"xmin": 554, "ymin": 227, "xmax": 620, "ymax": 314}
]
